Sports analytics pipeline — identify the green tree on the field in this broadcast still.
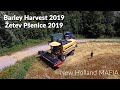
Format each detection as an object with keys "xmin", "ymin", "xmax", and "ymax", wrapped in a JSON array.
[
  {"xmin": 114, "ymin": 16, "xmax": 120, "ymax": 37},
  {"xmin": 82, "ymin": 11, "xmax": 105, "ymax": 38},
  {"xmin": 103, "ymin": 11, "xmax": 115, "ymax": 37}
]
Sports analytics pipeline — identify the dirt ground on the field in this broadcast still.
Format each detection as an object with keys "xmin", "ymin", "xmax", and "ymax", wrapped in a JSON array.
[
  {"xmin": 25, "ymin": 42, "xmax": 120, "ymax": 79},
  {"xmin": 0, "ymin": 44, "xmax": 50, "ymax": 70}
]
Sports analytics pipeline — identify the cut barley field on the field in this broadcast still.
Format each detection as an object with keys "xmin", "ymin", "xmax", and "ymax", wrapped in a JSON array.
[{"xmin": 25, "ymin": 42, "xmax": 120, "ymax": 79}]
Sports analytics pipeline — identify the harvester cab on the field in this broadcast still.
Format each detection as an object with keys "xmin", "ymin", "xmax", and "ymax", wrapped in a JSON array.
[
  {"xmin": 38, "ymin": 32, "xmax": 77, "ymax": 68},
  {"xmin": 49, "ymin": 41, "xmax": 61, "ymax": 55}
]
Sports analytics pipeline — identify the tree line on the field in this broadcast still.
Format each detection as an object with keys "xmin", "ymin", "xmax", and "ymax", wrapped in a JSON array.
[{"xmin": 0, "ymin": 11, "xmax": 120, "ymax": 48}]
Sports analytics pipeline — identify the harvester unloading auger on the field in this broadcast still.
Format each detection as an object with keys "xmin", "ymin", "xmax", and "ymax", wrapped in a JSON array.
[{"xmin": 38, "ymin": 32, "xmax": 77, "ymax": 68}]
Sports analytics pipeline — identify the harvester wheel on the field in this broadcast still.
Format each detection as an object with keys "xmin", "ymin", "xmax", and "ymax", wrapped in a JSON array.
[
  {"xmin": 70, "ymin": 50, "xmax": 75, "ymax": 55},
  {"xmin": 76, "ymin": 44, "xmax": 78, "ymax": 47},
  {"xmin": 61, "ymin": 55, "xmax": 66, "ymax": 61}
]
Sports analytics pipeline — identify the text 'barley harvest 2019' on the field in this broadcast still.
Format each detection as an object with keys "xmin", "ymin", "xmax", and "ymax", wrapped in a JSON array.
[{"xmin": 3, "ymin": 15, "xmax": 65, "ymax": 29}]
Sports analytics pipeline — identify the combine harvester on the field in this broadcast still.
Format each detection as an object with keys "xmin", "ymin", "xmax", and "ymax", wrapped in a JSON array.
[{"xmin": 38, "ymin": 32, "xmax": 77, "ymax": 68}]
